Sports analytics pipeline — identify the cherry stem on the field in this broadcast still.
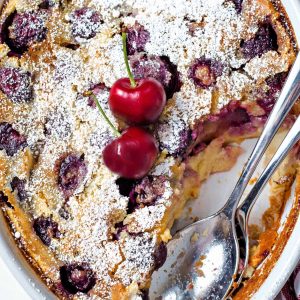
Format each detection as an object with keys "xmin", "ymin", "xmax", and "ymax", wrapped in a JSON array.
[
  {"xmin": 89, "ymin": 93, "xmax": 121, "ymax": 137},
  {"xmin": 122, "ymin": 32, "xmax": 137, "ymax": 88}
]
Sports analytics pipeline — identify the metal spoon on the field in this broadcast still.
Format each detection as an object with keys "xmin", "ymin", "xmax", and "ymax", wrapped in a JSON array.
[{"xmin": 150, "ymin": 53, "xmax": 300, "ymax": 300}]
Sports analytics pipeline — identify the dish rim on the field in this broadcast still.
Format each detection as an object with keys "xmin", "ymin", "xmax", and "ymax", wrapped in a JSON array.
[{"xmin": 0, "ymin": 0, "xmax": 299, "ymax": 299}]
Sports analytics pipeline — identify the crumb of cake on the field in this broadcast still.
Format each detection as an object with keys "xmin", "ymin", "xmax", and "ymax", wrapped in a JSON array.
[
  {"xmin": 190, "ymin": 232, "xmax": 200, "ymax": 243},
  {"xmin": 160, "ymin": 228, "xmax": 172, "ymax": 243},
  {"xmin": 249, "ymin": 177, "xmax": 258, "ymax": 185},
  {"xmin": 194, "ymin": 255, "xmax": 207, "ymax": 277},
  {"xmin": 243, "ymin": 265, "xmax": 255, "ymax": 279}
]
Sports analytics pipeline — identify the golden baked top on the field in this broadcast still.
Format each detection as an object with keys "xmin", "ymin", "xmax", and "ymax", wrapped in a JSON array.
[{"xmin": 0, "ymin": 0, "xmax": 296, "ymax": 299}]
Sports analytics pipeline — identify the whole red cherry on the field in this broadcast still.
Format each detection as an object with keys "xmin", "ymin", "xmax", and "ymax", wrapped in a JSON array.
[
  {"xmin": 109, "ymin": 77, "xmax": 166, "ymax": 125},
  {"xmin": 103, "ymin": 127, "xmax": 158, "ymax": 179}
]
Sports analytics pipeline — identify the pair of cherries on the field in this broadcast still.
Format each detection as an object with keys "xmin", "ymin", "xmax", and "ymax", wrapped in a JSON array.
[{"xmin": 93, "ymin": 33, "xmax": 166, "ymax": 179}]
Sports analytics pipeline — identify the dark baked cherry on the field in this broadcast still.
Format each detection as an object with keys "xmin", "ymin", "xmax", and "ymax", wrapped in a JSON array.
[
  {"xmin": 153, "ymin": 242, "xmax": 167, "ymax": 270},
  {"xmin": 226, "ymin": 106, "xmax": 250, "ymax": 127},
  {"xmin": 70, "ymin": 8, "xmax": 101, "ymax": 40},
  {"xmin": 0, "ymin": 191, "xmax": 14, "ymax": 209},
  {"xmin": 57, "ymin": 154, "xmax": 87, "ymax": 198},
  {"xmin": 192, "ymin": 102, "xmax": 251, "ymax": 148},
  {"xmin": 126, "ymin": 176, "xmax": 166, "ymax": 213},
  {"xmin": 132, "ymin": 176, "xmax": 166, "ymax": 205},
  {"xmin": 128, "ymin": 189, "xmax": 138, "ymax": 214},
  {"xmin": 257, "ymin": 72, "xmax": 288, "ymax": 114},
  {"xmin": 11, "ymin": 177, "xmax": 28, "ymax": 202},
  {"xmin": 103, "ymin": 127, "xmax": 158, "ymax": 180},
  {"xmin": 112, "ymin": 221, "xmax": 128, "ymax": 241},
  {"xmin": 39, "ymin": 0, "xmax": 56, "ymax": 9},
  {"xmin": 157, "ymin": 120, "xmax": 192, "ymax": 156},
  {"xmin": 140, "ymin": 289, "xmax": 150, "ymax": 300},
  {"xmin": 115, "ymin": 178, "xmax": 137, "ymax": 197},
  {"xmin": 177, "ymin": 128, "xmax": 192, "ymax": 156},
  {"xmin": 231, "ymin": 0, "xmax": 243, "ymax": 13},
  {"xmin": 33, "ymin": 216, "xmax": 60, "ymax": 246},
  {"xmin": 266, "ymin": 71, "xmax": 288, "ymax": 96},
  {"xmin": 188, "ymin": 57, "xmax": 223, "ymax": 89},
  {"xmin": 0, "ymin": 122, "xmax": 27, "ymax": 156},
  {"xmin": 126, "ymin": 22, "xmax": 150, "ymax": 55},
  {"xmin": 130, "ymin": 54, "xmax": 181, "ymax": 99},
  {"xmin": 0, "ymin": 12, "xmax": 13, "ymax": 45},
  {"xmin": 0, "ymin": 67, "xmax": 33, "ymax": 102},
  {"xmin": 60, "ymin": 263, "xmax": 96, "ymax": 294},
  {"xmin": 8, "ymin": 10, "xmax": 48, "ymax": 51},
  {"xmin": 241, "ymin": 21, "xmax": 278, "ymax": 59},
  {"xmin": 257, "ymin": 97, "xmax": 274, "ymax": 114}
]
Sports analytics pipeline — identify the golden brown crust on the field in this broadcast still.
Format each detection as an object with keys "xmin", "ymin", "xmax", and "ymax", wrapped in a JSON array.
[
  {"xmin": 0, "ymin": 0, "xmax": 298, "ymax": 299},
  {"xmin": 234, "ymin": 167, "xmax": 300, "ymax": 299}
]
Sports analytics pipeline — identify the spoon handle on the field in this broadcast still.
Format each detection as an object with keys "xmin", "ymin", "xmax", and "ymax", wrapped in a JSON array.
[
  {"xmin": 224, "ymin": 53, "xmax": 300, "ymax": 218},
  {"xmin": 238, "ymin": 115, "xmax": 300, "ymax": 226}
]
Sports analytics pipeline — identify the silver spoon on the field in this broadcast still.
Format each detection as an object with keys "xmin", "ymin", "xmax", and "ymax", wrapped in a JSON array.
[{"xmin": 150, "ymin": 53, "xmax": 300, "ymax": 300}]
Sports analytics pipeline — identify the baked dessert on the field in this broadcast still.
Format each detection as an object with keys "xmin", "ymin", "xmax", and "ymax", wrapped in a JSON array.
[{"xmin": 0, "ymin": 0, "xmax": 299, "ymax": 299}]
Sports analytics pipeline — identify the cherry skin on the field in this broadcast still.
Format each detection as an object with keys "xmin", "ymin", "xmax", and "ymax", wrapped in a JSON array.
[
  {"xmin": 102, "ymin": 127, "xmax": 158, "ymax": 179},
  {"xmin": 109, "ymin": 77, "xmax": 166, "ymax": 125}
]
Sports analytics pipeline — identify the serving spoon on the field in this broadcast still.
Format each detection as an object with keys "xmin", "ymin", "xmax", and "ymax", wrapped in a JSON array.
[{"xmin": 150, "ymin": 53, "xmax": 300, "ymax": 300}]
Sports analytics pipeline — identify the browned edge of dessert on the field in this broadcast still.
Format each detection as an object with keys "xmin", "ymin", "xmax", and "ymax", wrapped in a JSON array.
[{"xmin": 0, "ymin": 0, "xmax": 299, "ymax": 299}]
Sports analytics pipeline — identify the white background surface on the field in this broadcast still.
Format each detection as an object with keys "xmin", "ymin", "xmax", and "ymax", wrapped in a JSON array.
[{"xmin": 0, "ymin": 256, "xmax": 30, "ymax": 299}]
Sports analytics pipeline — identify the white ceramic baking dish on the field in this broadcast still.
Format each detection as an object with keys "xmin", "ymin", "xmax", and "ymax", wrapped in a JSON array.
[{"xmin": 0, "ymin": 0, "xmax": 299, "ymax": 299}]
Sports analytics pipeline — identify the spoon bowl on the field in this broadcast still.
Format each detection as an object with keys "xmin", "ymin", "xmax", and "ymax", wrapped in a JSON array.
[{"xmin": 151, "ymin": 213, "xmax": 238, "ymax": 300}]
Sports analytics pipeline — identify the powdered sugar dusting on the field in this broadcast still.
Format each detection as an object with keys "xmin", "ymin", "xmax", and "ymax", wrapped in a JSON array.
[
  {"xmin": 124, "ymin": 180, "xmax": 173, "ymax": 233},
  {"xmin": 244, "ymin": 51, "xmax": 291, "ymax": 80},
  {"xmin": 0, "ymin": 0, "xmax": 295, "ymax": 298},
  {"xmin": 114, "ymin": 233, "xmax": 157, "ymax": 286}
]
